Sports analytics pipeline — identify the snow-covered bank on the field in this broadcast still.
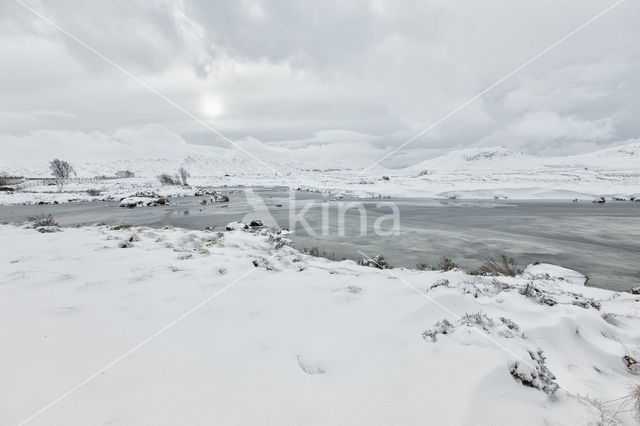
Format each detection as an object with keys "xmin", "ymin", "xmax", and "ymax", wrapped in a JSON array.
[
  {"xmin": 1, "ymin": 224, "xmax": 639, "ymax": 425},
  {"xmin": 1, "ymin": 142, "xmax": 639, "ymax": 204},
  {"xmin": 1, "ymin": 171, "xmax": 639, "ymax": 205}
]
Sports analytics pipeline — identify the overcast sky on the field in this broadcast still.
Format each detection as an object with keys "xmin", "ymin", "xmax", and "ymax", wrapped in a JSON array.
[{"xmin": 1, "ymin": 0, "xmax": 639, "ymax": 168}]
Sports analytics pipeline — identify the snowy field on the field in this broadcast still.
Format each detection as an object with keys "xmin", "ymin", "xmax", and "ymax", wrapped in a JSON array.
[
  {"xmin": 1, "ymin": 223, "xmax": 639, "ymax": 425},
  {"xmin": 2, "ymin": 143, "xmax": 640, "ymax": 205},
  {"xmin": 2, "ymin": 142, "xmax": 639, "ymax": 424}
]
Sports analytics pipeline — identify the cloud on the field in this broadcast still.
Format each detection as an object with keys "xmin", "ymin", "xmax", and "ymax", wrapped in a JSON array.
[
  {"xmin": 1, "ymin": 0, "xmax": 639, "ymax": 167},
  {"xmin": 0, "ymin": 124, "xmax": 391, "ymax": 173},
  {"xmin": 0, "ymin": 124, "xmax": 192, "ymax": 169},
  {"xmin": 478, "ymin": 111, "xmax": 615, "ymax": 155}
]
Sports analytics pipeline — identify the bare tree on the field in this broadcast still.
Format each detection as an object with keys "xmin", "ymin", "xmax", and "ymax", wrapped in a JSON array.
[
  {"xmin": 178, "ymin": 167, "xmax": 190, "ymax": 186},
  {"xmin": 115, "ymin": 170, "xmax": 135, "ymax": 178},
  {"xmin": 49, "ymin": 159, "xmax": 76, "ymax": 192},
  {"xmin": 157, "ymin": 173, "xmax": 180, "ymax": 185},
  {"xmin": 157, "ymin": 168, "xmax": 189, "ymax": 185}
]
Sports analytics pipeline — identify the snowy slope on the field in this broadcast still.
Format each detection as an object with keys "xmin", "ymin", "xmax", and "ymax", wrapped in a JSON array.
[
  {"xmin": 547, "ymin": 141, "xmax": 640, "ymax": 170},
  {"xmin": 408, "ymin": 146, "xmax": 543, "ymax": 171},
  {"xmin": 409, "ymin": 142, "xmax": 640, "ymax": 172},
  {"xmin": 1, "ymin": 224, "xmax": 639, "ymax": 425}
]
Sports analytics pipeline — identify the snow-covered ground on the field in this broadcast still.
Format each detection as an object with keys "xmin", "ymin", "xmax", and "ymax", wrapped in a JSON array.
[
  {"xmin": 1, "ymin": 142, "xmax": 639, "ymax": 205},
  {"xmin": 1, "ymin": 223, "xmax": 639, "ymax": 425}
]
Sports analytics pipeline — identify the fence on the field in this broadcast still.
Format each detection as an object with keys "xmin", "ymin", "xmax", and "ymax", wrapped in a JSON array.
[
  {"xmin": 15, "ymin": 177, "xmax": 104, "ymax": 190},
  {"xmin": 0, "ymin": 176, "xmax": 25, "ymax": 186}
]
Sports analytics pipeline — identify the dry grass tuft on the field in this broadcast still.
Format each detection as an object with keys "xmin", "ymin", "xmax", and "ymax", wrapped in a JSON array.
[
  {"xmin": 418, "ymin": 257, "xmax": 459, "ymax": 271},
  {"xmin": 473, "ymin": 255, "xmax": 522, "ymax": 277},
  {"xmin": 436, "ymin": 256, "xmax": 459, "ymax": 271},
  {"xmin": 633, "ymin": 385, "xmax": 640, "ymax": 421}
]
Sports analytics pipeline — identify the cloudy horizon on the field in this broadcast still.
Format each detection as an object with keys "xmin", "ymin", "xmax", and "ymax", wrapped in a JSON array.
[{"xmin": 1, "ymin": 0, "xmax": 639, "ymax": 169}]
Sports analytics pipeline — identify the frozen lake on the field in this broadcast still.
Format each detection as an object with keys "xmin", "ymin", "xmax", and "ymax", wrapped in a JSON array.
[{"xmin": 1, "ymin": 187, "xmax": 639, "ymax": 292}]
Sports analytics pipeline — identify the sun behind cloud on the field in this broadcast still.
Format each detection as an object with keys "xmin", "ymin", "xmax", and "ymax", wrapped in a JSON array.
[{"xmin": 201, "ymin": 96, "xmax": 224, "ymax": 118}]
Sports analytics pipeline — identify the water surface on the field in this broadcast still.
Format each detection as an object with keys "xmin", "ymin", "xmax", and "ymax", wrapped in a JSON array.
[{"xmin": 1, "ymin": 187, "xmax": 638, "ymax": 291}]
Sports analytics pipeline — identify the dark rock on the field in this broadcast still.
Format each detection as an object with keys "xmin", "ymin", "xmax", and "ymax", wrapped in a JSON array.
[
  {"xmin": 357, "ymin": 254, "xmax": 391, "ymax": 269},
  {"xmin": 111, "ymin": 225, "xmax": 132, "ymax": 230},
  {"xmin": 194, "ymin": 187, "xmax": 217, "ymax": 196},
  {"xmin": 623, "ymin": 355, "xmax": 639, "ymax": 374},
  {"xmin": 226, "ymin": 222, "xmax": 249, "ymax": 231}
]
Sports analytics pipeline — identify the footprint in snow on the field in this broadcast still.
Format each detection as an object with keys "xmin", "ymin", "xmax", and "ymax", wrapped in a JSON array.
[
  {"xmin": 296, "ymin": 355, "xmax": 326, "ymax": 375},
  {"xmin": 345, "ymin": 285, "xmax": 362, "ymax": 294}
]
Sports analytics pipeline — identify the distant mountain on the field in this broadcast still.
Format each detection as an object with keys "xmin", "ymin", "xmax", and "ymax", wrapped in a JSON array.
[
  {"xmin": 545, "ymin": 141, "xmax": 640, "ymax": 169},
  {"xmin": 408, "ymin": 142, "xmax": 639, "ymax": 172},
  {"xmin": 4, "ymin": 141, "xmax": 638, "ymax": 178},
  {"xmin": 407, "ymin": 146, "xmax": 542, "ymax": 171}
]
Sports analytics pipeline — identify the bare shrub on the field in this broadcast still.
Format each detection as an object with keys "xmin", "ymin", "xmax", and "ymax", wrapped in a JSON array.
[
  {"xmin": 422, "ymin": 319, "xmax": 454, "ymax": 342},
  {"xmin": 510, "ymin": 349, "xmax": 558, "ymax": 395},
  {"xmin": 416, "ymin": 257, "xmax": 459, "ymax": 271},
  {"xmin": 178, "ymin": 167, "xmax": 190, "ymax": 186},
  {"xmin": 303, "ymin": 247, "xmax": 338, "ymax": 261},
  {"xmin": 49, "ymin": 159, "xmax": 76, "ymax": 192},
  {"xmin": 157, "ymin": 173, "xmax": 180, "ymax": 185},
  {"xmin": 28, "ymin": 214, "xmax": 59, "ymax": 227},
  {"xmin": 474, "ymin": 255, "xmax": 522, "ymax": 276},
  {"xmin": 115, "ymin": 170, "xmax": 135, "ymax": 178},
  {"xmin": 157, "ymin": 169, "xmax": 189, "ymax": 185},
  {"xmin": 86, "ymin": 188, "xmax": 102, "ymax": 196}
]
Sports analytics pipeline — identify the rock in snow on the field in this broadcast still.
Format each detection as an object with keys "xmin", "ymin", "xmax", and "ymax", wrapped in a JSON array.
[
  {"xmin": 119, "ymin": 196, "xmax": 167, "ymax": 207},
  {"xmin": 522, "ymin": 263, "xmax": 588, "ymax": 286}
]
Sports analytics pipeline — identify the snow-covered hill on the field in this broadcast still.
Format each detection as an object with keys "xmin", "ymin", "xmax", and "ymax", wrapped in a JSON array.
[
  {"xmin": 3, "ymin": 141, "xmax": 639, "ymax": 178},
  {"xmin": 409, "ymin": 142, "xmax": 640, "ymax": 172},
  {"xmin": 408, "ymin": 146, "xmax": 542, "ymax": 171},
  {"xmin": 1, "ymin": 141, "xmax": 639, "ymax": 203},
  {"xmin": 547, "ymin": 141, "xmax": 640, "ymax": 169}
]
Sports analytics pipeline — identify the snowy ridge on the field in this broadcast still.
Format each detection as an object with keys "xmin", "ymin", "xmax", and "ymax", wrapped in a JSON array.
[
  {"xmin": 409, "ymin": 146, "xmax": 540, "ymax": 171},
  {"xmin": 410, "ymin": 142, "xmax": 640, "ymax": 172},
  {"xmin": 548, "ymin": 141, "xmax": 640, "ymax": 169}
]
